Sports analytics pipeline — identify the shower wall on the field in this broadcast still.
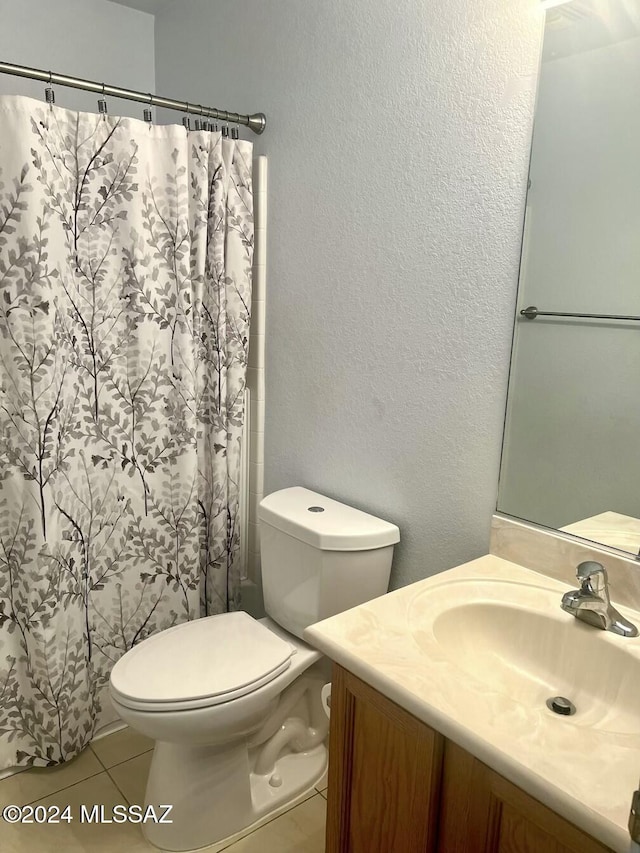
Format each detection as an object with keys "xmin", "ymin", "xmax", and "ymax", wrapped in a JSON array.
[
  {"xmin": 246, "ymin": 156, "xmax": 268, "ymax": 584},
  {"xmin": 0, "ymin": 0, "xmax": 154, "ymax": 118}
]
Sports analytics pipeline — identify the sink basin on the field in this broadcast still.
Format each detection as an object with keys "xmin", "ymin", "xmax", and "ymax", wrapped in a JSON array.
[
  {"xmin": 409, "ymin": 578, "xmax": 640, "ymax": 735},
  {"xmin": 305, "ymin": 555, "xmax": 640, "ymax": 852}
]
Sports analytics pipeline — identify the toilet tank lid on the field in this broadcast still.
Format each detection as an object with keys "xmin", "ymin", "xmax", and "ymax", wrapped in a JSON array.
[{"xmin": 259, "ymin": 487, "xmax": 400, "ymax": 551}]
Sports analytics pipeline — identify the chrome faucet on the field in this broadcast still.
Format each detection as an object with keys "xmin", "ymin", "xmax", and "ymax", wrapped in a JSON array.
[{"xmin": 561, "ymin": 561, "xmax": 638, "ymax": 638}]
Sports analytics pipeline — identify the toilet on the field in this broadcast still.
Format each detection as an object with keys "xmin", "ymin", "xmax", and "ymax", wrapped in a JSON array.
[{"xmin": 109, "ymin": 486, "xmax": 399, "ymax": 851}]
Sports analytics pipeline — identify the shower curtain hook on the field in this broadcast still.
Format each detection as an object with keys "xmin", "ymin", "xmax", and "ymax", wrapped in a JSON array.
[
  {"xmin": 144, "ymin": 93, "xmax": 153, "ymax": 124},
  {"xmin": 45, "ymin": 70, "xmax": 55, "ymax": 108},
  {"xmin": 182, "ymin": 102, "xmax": 191, "ymax": 131},
  {"xmin": 98, "ymin": 82, "xmax": 108, "ymax": 119},
  {"xmin": 221, "ymin": 115, "xmax": 229, "ymax": 138}
]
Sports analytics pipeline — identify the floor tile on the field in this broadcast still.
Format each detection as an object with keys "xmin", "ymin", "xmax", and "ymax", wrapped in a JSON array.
[
  {"xmin": 1, "ymin": 771, "xmax": 153, "ymax": 853},
  {"xmin": 204, "ymin": 785, "xmax": 320, "ymax": 853},
  {"xmin": 0, "ymin": 748, "xmax": 103, "ymax": 808},
  {"xmin": 107, "ymin": 751, "xmax": 152, "ymax": 807},
  {"xmin": 224, "ymin": 794, "xmax": 326, "ymax": 853},
  {"xmin": 90, "ymin": 728, "xmax": 154, "ymax": 769}
]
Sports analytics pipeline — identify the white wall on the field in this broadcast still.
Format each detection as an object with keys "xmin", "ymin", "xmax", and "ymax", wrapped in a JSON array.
[
  {"xmin": 499, "ymin": 35, "xmax": 640, "ymax": 529},
  {"xmin": 150, "ymin": 0, "xmax": 542, "ymax": 589},
  {"xmin": 0, "ymin": 0, "xmax": 155, "ymax": 119}
]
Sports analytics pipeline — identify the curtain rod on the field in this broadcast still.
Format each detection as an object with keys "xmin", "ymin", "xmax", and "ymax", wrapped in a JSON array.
[{"xmin": 0, "ymin": 60, "xmax": 266, "ymax": 135}]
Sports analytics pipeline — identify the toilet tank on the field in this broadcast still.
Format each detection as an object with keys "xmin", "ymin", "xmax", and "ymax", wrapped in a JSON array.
[{"xmin": 258, "ymin": 487, "xmax": 400, "ymax": 640}]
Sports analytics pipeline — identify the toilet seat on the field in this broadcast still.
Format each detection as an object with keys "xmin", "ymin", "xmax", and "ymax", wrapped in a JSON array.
[{"xmin": 110, "ymin": 612, "xmax": 294, "ymax": 712}]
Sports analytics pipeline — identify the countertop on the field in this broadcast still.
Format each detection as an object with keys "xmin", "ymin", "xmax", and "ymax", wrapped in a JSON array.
[
  {"xmin": 562, "ymin": 511, "xmax": 640, "ymax": 557},
  {"xmin": 304, "ymin": 554, "xmax": 640, "ymax": 852}
]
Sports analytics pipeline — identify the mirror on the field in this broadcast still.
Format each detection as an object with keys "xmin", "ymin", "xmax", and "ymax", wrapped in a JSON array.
[{"xmin": 497, "ymin": 0, "xmax": 640, "ymax": 557}]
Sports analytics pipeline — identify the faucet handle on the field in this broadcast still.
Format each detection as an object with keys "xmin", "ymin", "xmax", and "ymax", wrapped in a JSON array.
[
  {"xmin": 576, "ymin": 561, "xmax": 608, "ymax": 596},
  {"xmin": 576, "ymin": 560, "xmax": 606, "ymax": 579}
]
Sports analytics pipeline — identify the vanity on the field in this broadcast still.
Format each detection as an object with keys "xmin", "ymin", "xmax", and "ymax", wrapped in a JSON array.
[
  {"xmin": 305, "ymin": 552, "xmax": 640, "ymax": 853},
  {"xmin": 325, "ymin": 668, "xmax": 608, "ymax": 853}
]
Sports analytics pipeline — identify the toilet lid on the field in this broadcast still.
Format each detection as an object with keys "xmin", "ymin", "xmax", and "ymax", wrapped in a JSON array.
[{"xmin": 110, "ymin": 612, "xmax": 294, "ymax": 708}]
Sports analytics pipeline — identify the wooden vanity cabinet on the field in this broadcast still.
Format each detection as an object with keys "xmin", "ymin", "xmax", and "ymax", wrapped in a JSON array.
[
  {"xmin": 326, "ymin": 665, "xmax": 613, "ymax": 853},
  {"xmin": 438, "ymin": 740, "xmax": 610, "ymax": 853},
  {"xmin": 325, "ymin": 664, "xmax": 442, "ymax": 853}
]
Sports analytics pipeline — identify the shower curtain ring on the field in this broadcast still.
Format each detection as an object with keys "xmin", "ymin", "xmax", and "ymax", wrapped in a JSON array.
[
  {"xmin": 144, "ymin": 93, "xmax": 153, "ymax": 124},
  {"xmin": 45, "ymin": 70, "xmax": 55, "ymax": 108},
  {"xmin": 182, "ymin": 102, "xmax": 191, "ymax": 131},
  {"xmin": 194, "ymin": 104, "xmax": 204, "ymax": 132},
  {"xmin": 98, "ymin": 83, "xmax": 108, "ymax": 118}
]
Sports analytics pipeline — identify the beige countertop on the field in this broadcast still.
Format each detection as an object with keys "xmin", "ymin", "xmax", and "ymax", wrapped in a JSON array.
[
  {"xmin": 304, "ymin": 555, "xmax": 640, "ymax": 853},
  {"xmin": 562, "ymin": 511, "xmax": 640, "ymax": 557}
]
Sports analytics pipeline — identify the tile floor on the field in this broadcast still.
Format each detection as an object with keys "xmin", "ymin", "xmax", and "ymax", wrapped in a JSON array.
[{"xmin": 0, "ymin": 727, "xmax": 327, "ymax": 853}]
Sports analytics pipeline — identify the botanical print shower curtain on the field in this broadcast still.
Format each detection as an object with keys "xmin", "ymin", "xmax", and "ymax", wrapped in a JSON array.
[{"xmin": 0, "ymin": 96, "xmax": 253, "ymax": 768}]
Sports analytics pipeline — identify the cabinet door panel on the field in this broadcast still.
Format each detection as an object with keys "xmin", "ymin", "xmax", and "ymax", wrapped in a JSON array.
[
  {"xmin": 496, "ymin": 801, "xmax": 566, "ymax": 853},
  {"xmin": 438, "ymin": 741, "xmax": 612, "ymax": 853},
  {"xmin": 325, "ymin": 665, "xmax": 443, "ymax": 853}
]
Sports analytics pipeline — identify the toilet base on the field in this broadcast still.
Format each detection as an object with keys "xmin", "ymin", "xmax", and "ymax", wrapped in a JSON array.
[
  {"xmin": 142, "ymin": 740, "xmax": 327, "ymax": 851},
  {"xmin": 250, "ymin": 743, "xmax": 327, "ymax": 823}
]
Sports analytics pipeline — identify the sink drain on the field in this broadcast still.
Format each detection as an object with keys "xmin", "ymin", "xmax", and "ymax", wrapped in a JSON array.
[{"xmin": 546, "ymin": 696, "xmax": 576, "ymax": 716}]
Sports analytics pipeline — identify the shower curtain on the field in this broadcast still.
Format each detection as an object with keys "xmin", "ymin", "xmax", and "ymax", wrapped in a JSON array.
[{"xmin": 0, "ymin": 96, "xmax": 253, "ymax": 769}]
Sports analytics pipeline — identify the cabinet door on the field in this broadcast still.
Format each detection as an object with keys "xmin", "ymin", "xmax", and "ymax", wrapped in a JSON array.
[
  {"xmin": 326, "ymin": 665, "xmax": 444, "ymax": 853},
  {"xmin": 437, "ymin": 740, "xmax": 613, "ymax": 853}
]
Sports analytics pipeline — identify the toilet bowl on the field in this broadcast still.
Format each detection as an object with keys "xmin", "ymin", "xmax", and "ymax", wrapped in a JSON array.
[
  {"xmin": 111, "ymin": 615, "xmax": 327, "ymax": 851},
  {"xmin": 109, "ymin": 487, "xmax": 399, "ymax": 851}
]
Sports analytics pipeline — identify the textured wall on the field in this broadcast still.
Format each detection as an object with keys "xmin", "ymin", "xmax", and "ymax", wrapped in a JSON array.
[
  {"xmin": 0, "ymin": 0, "xmax": 155, "ymax": 119},
  {"xmin": 152, "ymin": 0, "xmax": 542, "ymax": 588}
]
